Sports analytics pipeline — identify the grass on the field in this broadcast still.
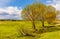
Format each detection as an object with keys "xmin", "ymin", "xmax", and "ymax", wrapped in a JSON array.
[
  {"xmin": 0, "ymin": 21, "xmax": 35, "ymax": 39},
  {"xmin": 0, "ymin": 21, "xmax": 60, "ymax": 39},
  {"xmin": 39, "ymin": 30, "xmax": 60, "ymax": 39}
]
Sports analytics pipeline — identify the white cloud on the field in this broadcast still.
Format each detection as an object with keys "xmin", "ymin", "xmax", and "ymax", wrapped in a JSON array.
[
  {"xmin": 52, "ymin": 0, "xmax": 60, "ymax": 10},
  {"xmin": 0, "ymin": 7, "xmax": 22, "ymax": 20},
  {"xmin": 47, "ymin": 0, "xmax": 60, "ymax": 10},
  {"xmin": 54, "ymin": 4, "xmax": 60, "ymax": 10}
]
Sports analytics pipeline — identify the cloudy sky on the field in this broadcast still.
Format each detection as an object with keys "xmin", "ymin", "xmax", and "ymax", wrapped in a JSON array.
[{"xmin": 0, "ymin": 0, "xmax": 59, "ymax": 20}]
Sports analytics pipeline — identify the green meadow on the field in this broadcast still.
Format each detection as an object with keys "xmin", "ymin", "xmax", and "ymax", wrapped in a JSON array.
[{"xmin": 0, "ymin": 21, "xmax": 60, "ymax": 39}]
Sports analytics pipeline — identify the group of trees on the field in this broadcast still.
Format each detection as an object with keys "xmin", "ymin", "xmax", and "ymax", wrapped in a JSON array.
[{"xmin": 21, "ymin": 3, "xmax": 57, "ymax": 31}]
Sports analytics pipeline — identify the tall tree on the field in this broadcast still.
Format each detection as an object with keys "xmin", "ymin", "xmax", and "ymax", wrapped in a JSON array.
[
  {"xmin": 21, "ymin": 3, "xmax": 47, "ymax": 30},
  {"xmin": 45, "ymin": 6, "xmax": 57, "ymax": 24}
]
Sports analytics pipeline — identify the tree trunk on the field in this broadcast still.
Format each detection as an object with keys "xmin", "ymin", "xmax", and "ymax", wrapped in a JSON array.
[
  {"xmin": 41, "ymin": 16, "xmax": 44, "ymax": 28},
  {"xmin": 32, "ymin": 21, "xmax": 37, "ymax": 31},
  {"xmin": 42, "ymin": 19, "xmax": 44, "ymax": 27},
  {"xmin": 32, "ymin": 21, "xmax": 35, "ymax": 29}
]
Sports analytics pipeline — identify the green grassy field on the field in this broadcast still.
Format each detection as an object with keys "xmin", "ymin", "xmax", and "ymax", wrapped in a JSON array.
[{"xmin": 0, "ymin": 21, "xmax": 60, "ymax": 39}]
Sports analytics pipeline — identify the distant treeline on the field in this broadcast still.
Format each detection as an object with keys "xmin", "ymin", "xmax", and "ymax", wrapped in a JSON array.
[
  {"xmin": 0, "ymin": 19, "xmax": 21, "ymax": 21},
  {"xmin": 0, "ymin": 19, "xmax": 41, "ymax": 21}
]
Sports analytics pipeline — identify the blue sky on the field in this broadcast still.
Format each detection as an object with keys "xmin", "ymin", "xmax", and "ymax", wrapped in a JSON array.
[
  {"xmin": 0, "ymin": 0, "xmax": 37, "ymax": 8},
  {"xmin": 0, "ymin": 0, "xmax": 59, "ymax": 20},
  {"xmin": 0, "ymin": 0, "xmax": 53, "ymax": 8}
]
